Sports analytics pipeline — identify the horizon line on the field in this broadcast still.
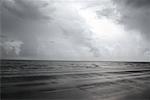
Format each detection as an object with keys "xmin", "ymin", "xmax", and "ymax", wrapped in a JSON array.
[{"xmin": 1, "ymin": 58, "xmax": 150, "ymax": 63}]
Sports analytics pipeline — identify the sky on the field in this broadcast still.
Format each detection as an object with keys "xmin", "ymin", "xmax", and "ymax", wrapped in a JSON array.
[{"xmin": 1, "ymin": 0, "xmax": 150, "ymax": 61}]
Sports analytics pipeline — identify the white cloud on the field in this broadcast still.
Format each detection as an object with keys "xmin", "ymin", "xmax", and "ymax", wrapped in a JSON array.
[{"xmin": 0, "ymin": 39, "xmax": 23, "ymax": 55}]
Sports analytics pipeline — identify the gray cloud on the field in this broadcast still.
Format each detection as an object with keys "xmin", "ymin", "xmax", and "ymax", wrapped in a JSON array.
[
  {"xmin": 113, "ymin": 0, "xmax": 150, "ymax": 38},
  {"xmin": 96, "ymin": 8, "xmax": 114, "ymax": 19},
  {"xmin": 57, "ymin": 21, "xmax": 101, "ymax": 57},
  {"xmin": 2, "ymin": 0, "xmax": 51, "ymax": 20},
  {"xmin": 117, "ymin": 0, "xmax": 150, "ymax": 8},
  {"xmin": 2, "ymin": 0, "xmax": 53, "ymax": 34},
  {"xmin": 1, "ymin": 0, "xmax": 101, "ymax": 59},
  {"xmin": 1, "ymin": 0, "xmax": 55, "ymax": 58},
  {"xmin": 1, "ymin": 0, "xmax": 150, "ymax": 61}
]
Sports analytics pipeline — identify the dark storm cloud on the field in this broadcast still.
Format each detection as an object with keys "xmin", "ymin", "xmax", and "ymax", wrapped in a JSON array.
[
  {"xmin": 119, "ymin": 0, "xmax": 150, "ymax": 8},
  {"xmin": 113, "ymin": 0, "xmax": 150, "ymax": 38},
  {"xmin": 111, "ymin": 0, "xmax": 150, "ymax": 61}
]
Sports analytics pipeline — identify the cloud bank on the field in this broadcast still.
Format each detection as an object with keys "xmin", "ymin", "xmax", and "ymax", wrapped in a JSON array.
[{"xmin": 1, "ymin": 0, "xmax": 150, "ymax": 61}]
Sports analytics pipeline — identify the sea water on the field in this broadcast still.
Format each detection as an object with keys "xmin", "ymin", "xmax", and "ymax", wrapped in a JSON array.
[{"xmin": 1, "ymin": 60, "xmax": 150, "ymax": 100}]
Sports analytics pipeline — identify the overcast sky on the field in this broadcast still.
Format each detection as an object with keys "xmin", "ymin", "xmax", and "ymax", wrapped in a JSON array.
[{"xmin": 1, "ymin": 0, "xmax": 150, "ymax": 61}]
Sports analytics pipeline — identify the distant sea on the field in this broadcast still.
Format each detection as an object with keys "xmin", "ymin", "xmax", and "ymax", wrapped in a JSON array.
[{"xmin": 1, "ymin": 60, "xmax": 150, "ymax": 100}]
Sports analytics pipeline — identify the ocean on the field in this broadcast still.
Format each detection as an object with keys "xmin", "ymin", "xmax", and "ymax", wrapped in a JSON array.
[{"xmin": 1, "ymin": 60, "xmax": 150, "ymax": 100}]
